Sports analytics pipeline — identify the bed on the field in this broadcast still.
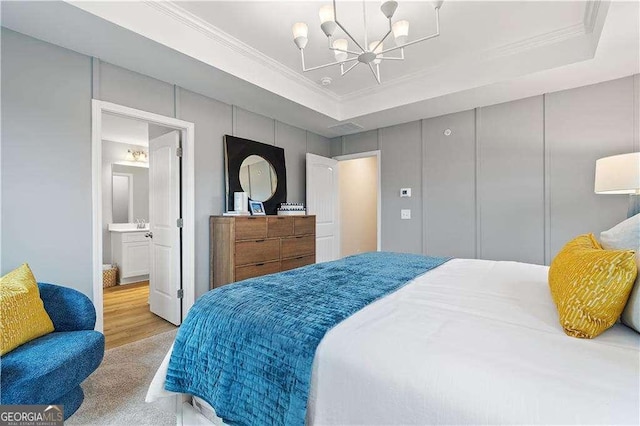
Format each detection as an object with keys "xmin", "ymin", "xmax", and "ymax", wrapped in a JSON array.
[{"xmin": 147, "ymin": 256, "xmax": 640, "ymax": 425}]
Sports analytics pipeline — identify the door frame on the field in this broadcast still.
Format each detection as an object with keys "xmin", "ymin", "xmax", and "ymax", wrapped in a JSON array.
[
  {"xmin": 333, "ymin": 150, "xmax": 382, "ymax": 252},
  {"xmin": 91, "ymin": 99, "xmax": 195, "ymax": 332}
]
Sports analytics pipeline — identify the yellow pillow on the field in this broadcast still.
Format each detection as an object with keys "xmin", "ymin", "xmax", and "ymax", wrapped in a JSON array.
[
  {"xmin": 0, "ymin": 264, "xmax": 55, "ymax": 355},
  {"xmin": 549, "ymin": 234, "xmax": 637, "ymax": 338}
]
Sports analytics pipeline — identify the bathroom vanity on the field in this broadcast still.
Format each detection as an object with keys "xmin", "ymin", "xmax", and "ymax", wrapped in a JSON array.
[{"xmin": 109, "ymin": 225, "xmax": 150, "ymax": 285}]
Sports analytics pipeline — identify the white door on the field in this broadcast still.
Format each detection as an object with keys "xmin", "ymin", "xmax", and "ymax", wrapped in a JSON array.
[
  {"xmin": 148, "ymin": 130, "xmax": 181, "ymax": 325},
  {"xmin": 306, "ymin": 153, "xmax": 340, "ymax": 262}
]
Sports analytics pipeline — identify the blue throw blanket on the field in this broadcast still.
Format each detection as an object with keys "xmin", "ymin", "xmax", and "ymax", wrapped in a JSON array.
[{"xmin": 165, "ymin": 252, "xmax": 449, "ymax": 425}]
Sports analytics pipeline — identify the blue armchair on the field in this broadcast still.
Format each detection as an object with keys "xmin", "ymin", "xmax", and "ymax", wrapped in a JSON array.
[{"xmin": 0, "ymin": 283, "xmax": 104, "ymax": 419}]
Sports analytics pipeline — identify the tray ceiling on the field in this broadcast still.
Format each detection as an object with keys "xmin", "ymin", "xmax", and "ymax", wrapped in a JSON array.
[
  {"xmin": 2, "ymin": 1, "xmax": 637, "ymax": 137},
  {"xmin": 178, "ymin": 1, "xmax": 588, "ymax": 96}
]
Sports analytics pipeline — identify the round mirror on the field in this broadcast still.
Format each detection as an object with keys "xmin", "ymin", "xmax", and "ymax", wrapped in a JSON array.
[{"xmin": 239, "ymin": 155, "xmax": 278, "ymax": 202}]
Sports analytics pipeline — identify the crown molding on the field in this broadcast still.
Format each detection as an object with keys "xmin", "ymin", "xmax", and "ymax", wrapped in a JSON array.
[
  {"xmin": 144, "ymin": 1, "xmax": 340, "ymax": 102},
  {"xmin": 584, "ymin": 0, "xmax": 603, "ymax": 34},
  {"xmin": 142, "ymin": 0, "xmax": 606, "ymax": 107},
  {"xmin": 339, "ymin": 19, "xmax": 596, "ymax": 102}
]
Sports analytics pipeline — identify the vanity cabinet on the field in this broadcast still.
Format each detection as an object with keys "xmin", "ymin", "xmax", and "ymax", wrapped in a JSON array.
[
  {"xmin": 210, "ymin": 215, "xmax": 316, "ymax": 288},
  {"xmin": 111, "ymin": 231, "xmax": 150, "ymax": 284}
]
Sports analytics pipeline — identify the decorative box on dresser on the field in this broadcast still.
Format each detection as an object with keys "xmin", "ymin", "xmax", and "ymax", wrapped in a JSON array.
[{"xmin": 210, "ymin": 215, "xmax": 316, "ymax": 288}]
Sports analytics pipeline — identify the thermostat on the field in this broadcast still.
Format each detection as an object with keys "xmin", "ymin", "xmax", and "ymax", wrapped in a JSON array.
[{"xmin": 400, "ymin": 188, "xmax": 411, "ymax": 197}]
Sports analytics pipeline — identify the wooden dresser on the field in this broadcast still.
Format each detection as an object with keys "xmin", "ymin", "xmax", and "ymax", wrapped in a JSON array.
[{"xmin": 210, "ymin": 215, "xmax": 316, "ymax": 288}]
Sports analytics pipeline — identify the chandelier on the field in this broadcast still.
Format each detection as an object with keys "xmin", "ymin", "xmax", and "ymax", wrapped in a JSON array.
[{"xmin": 292, "ymin": 1, "xmax": 444, "ymax": 84}]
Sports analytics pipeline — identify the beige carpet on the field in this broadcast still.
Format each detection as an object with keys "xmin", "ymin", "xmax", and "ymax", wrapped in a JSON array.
[{"xmin": 67, "ymin": 329, "xmax": 178, "ymax": 425}]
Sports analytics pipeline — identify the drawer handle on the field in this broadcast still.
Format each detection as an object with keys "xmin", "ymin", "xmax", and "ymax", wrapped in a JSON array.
[
  {"xmin": 248, "ymin": 217, "xmax": 257, "ymax": 220},
  {"xmin": 256, "ymin": 263, "xmax": 265, "ymax": 266},
  {"xmin": 276, "ymin": 217, "xmax": 285, "ymax": 220},
  {"xmin": 255, "ymin": 239, "xmax": 265, "ymax": 243},
  {"xmin": 296, "ymin": 236, "xmax": 304, "ymax": 239},
  {"xmin": 296, "ymin": 256, "xmax": 304, "ymax": 260},
  {"xmin": 145, "ymin": 232, "xmax": 153, "ymax": 239}
]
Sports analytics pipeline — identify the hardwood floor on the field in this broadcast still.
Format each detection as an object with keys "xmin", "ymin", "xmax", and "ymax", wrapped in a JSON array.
[{"xmin": 103, "ymin": 281, "xmax": 177, "ymax": 350}]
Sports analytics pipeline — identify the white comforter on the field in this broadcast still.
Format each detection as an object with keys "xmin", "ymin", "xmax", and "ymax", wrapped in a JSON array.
[{"xmin": 148, "ymin": 259, "xmax": 640, "ymax": 425}]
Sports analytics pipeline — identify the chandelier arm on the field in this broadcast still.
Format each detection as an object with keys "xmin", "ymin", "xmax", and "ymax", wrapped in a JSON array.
[
  {"xmin": 341, "ymin": 62, "xmax": 360, "ymax": 76},
  {"xmin": 380, "ymin": 7, "xmax": 440, "ymax": 55},
  {"xmin": 379, "ymin": 48, "xmax": 405, "ymax": 61},
  {"xmin": 333, "ymin": 0, "xmax": 365, "ymax": 51},
  {"xmin": 362, "ymin": 0, "xmax": 368, "ymax": 47},
  {"xmin": 300, "ymin": 49, "xmax": 358, "ymax": 72},
  {"xmin": 371, "ymin": 18, "xmax": 393, "ymax": 53},
  {"xmin": 334, "ymin": 20, "xmax": 365, "ymax": 52},
  {"xmin": 367, "ymin": 62, "xmax": 381, "ymax": 84},
  {"xmin": 329, "ymin": 47, "xmax": 362, "ymax": 56},
  {"xmin": 327, "ymin": 38, "xmax": 362, "ymax": 56}
]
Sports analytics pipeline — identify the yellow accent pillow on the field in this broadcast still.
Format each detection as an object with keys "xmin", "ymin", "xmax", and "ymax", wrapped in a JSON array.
[
  {"xmin": 0, "ymin": 264, "xmax": 54, "ymax": 355},
  {"xmin": 549, "ymin": 234, "xmax": 637, "ymax": 339}
]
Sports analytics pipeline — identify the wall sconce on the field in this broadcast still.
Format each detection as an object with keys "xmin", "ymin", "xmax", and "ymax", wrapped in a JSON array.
[{"xmin": 126, "ymin": 149, "xmax": 148, "ymax": 162}]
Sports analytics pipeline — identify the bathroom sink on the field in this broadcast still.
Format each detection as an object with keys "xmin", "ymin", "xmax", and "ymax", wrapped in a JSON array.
[{"xmin": 108, "ymin": 223, "xmax": 150, "ymax": 232}]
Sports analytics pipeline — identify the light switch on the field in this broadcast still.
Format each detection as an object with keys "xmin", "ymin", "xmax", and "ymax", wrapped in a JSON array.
[
  {"xmin": 401, "ymin": 209, "xmax": 411, "ymax": 219},
  {"xmin": 400, "ymin": 188, "xmax": 412, "ymax": 197}
]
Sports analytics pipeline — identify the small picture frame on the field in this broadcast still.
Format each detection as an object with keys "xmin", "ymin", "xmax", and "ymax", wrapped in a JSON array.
[{"xmin": 249, "ymin": 200, "xmax": 266, "ymax": 215}]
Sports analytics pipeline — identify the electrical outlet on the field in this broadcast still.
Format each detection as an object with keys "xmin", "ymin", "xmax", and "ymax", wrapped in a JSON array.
[
  {"xmin": 401, "ymin": 209, "xmax": 411, "ymax": 219},
  {"xmin": 400, "ymin": 188, "xmax": 412, "ymax": 197}
]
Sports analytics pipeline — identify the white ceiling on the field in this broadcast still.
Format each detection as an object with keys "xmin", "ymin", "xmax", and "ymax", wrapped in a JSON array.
[
  {"xmin": 2, "ymin": 1, "xmax": 638, "ymax": 137},
  {"xmin": 178, "ymin": 1, "xmax": 588, "ymax": 96},
  {"xmin": 102, "ymin": 113, "xmax": 149, "ymax": 147}
]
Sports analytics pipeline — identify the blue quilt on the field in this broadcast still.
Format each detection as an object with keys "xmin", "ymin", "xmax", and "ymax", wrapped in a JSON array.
[{"xmin": 165, "ymin": 252, "xmax": 449, "ymax": 425}]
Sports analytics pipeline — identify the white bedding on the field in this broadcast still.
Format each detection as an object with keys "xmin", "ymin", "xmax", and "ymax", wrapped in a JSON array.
[{"xmin": 147, "ymin": 259, "xmax": 640, "ymax": 425}]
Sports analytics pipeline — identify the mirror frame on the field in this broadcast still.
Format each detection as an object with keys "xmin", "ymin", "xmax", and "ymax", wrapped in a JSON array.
[{"xmin": 224, "ymin": 135, "xmax": 287, "ymax": 215}]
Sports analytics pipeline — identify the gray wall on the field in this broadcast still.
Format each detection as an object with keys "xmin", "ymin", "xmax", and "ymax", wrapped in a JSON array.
[
  {"xmin": 1, "ymin": 29, "xmax": 93, "ymax": 290},
  {"xmin": 1, "ymin": 29, "xmax": 330, "ymax": 300},
  {"xmin": 334, "ymin": 76, "xmax": 639, "ymax": 265}
]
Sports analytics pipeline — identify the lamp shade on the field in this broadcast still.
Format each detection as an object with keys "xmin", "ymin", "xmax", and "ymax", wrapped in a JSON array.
[
  {"xmin": 595, "ymin": 152, "xmax": 640, "ymax": 194},
  {"xmin": 392, "ymin": 20, "xmax": 409, "ymax": 45},
  {"xmin": 369, "ymin": 41, "xmax": 383, "ymax": 64},
  {"xmin": 292, "ymin": 22, "xmax": 308, "ymax": 39},
  {"xmin": 333, "ymin": 38, "xmax": 348, "ymax": 62},
  {"xmin": 319, "ymin": 5, "xmax": 335, "ymax": 24}
]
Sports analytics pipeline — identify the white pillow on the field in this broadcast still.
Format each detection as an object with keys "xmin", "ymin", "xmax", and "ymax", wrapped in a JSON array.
[{"xmin": 600, "ymin": 213, "xmax": 640, "ymax": 333}]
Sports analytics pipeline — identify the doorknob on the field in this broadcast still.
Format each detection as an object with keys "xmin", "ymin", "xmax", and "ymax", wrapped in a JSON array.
[{"xmin": 145, "ymin": 232, "xmax": 153, "ymax": 239}]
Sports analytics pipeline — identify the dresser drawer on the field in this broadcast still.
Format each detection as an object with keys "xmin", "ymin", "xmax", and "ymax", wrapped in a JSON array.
[
  {"xmin": 122, "ymin": 232, "xmax": 149, "ymax": 243},
  {"xmin": 267, "ymin": 216, "xmax": 293, "ymax": 238},
  {"xmin": 235, "ymin": 261, "xmax": 281, "ymax": 281},
  {"xmin": 234, "ymin": 217, "xmax": 267, "ymax": 241},
  {"xmin": 281, "ymin": 235, "xmax": 315, "ymax": 259},
  {"xmin": 293, "ymin": 216, "xmax": 315, "ymax": 235},
  {"xmin": 235, "ymin": 239, "xmax": 280, "ymax": 266},
  {"xmin": 281, "ymin": 255, "xmax": 315, "ymax": 272}
]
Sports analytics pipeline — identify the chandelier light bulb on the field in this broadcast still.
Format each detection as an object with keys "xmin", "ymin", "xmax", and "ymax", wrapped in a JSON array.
[
  {"xmin": 333, "ymin": 38, "xmax": 348, "ymax": 62},
  {"xmin": 392, "ymin": 20, "xmax": 409, "ymax": 45},
  {"xmin": 292, "ymin": 22, "xmax": 309, "ymax": 49},
  {"xmin": 369, "ymin": 41, "xmax": 383, "ymax": 64},
  {"xmin": 319, "ymin": 5, "xmax": 335, "ymax": 24},
  {"xmin": 292, "ymin": 0, "xmax": 442, "ymax": 84}
]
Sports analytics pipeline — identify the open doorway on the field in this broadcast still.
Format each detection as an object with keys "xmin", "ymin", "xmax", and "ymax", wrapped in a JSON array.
[
  {"xmin": 306, "ymin": 150, "xmax": 381, "ymax": 262},
  {"xmin": 338, "ymin": 155, "xmax": 379, "ymax": 257},
  {"xmin": 92, "ymin": 100, "xmax": 196, "ymax": 346},
  {"xmin": 100, "ymin": 115, "xmax": 180, "ymax": 348}
]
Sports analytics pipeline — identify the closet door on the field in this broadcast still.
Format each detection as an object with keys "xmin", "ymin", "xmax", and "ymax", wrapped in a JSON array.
[
  {"xmin": 423, "ymin": 111, "xmax": 476, "ymax": 258},
  {"xmin": 477, "ymin": 96, "xmax": 544, "ymax": 264}
]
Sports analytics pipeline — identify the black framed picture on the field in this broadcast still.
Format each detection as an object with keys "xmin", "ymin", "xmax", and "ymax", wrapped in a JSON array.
[
  {"xmin": 224, "ymin": 135, "xmax": 287, "ymax": 215},
  {"xmin": 249, "ymin": 200, "xmax": 266, "ymax": 215}
]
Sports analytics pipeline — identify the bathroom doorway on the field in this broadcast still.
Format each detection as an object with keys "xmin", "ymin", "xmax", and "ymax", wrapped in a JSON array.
[{"xmin": 92, "ymin": 100, "xmax": 196, "ymax": 347}]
